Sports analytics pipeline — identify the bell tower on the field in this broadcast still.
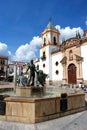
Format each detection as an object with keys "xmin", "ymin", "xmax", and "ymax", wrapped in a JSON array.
[
  {"xmin": 40, "ymin": 21, "xmax": 60, "ymax": 60},
  {"xmin": 41, "ymin": 21, "xmax": 60, "ymax": 47},
  {"xmin": 40, "ymin": 21, "xmax": 60, "ymax": 84}
]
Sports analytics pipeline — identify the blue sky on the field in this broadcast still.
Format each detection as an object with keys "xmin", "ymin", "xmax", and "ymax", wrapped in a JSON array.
[{"xmin": 0, "ymin": 0, "xmax": 87, "ymax": 62}]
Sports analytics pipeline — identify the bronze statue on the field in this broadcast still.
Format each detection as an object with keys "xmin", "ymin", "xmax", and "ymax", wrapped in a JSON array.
[
  {"xmin": 37, "ymin": 70, "xmax": 47, "ymax": 86},
  {"xmin": 17, "ymin": 60, "xmax": 48, "ymax": 87},
  {"xmin": 26, "ymin": 60, "xmax": 36, "ymax": 86}
]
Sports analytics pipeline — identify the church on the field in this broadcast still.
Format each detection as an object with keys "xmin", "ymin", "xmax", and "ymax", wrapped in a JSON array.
[{"xmin": 34, "ymin": 21, "xmax": 87, "ymax": 86}]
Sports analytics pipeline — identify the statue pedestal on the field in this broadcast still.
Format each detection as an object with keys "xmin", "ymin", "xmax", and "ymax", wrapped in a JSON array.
[
  {"xmin": 15, "ymin": 86, "xmax": 46, "ymax": 97},
  {"xmin": 15, "ymin": 87, "xmax": 32, "ymax": 97}
]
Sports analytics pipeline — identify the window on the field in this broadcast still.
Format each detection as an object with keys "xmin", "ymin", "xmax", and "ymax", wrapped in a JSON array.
[
  {"xmin": 55, "ymin": 70, "xmax": 59, "ymax": 75},
  {"xmin": 53, "ymin": 37, "xmax": 57, "ymax": 45},
  {"xmin": 41, "ymin": 51, "xmax": 46, "ymax": 60},
  {"xmin": 69, "ymin": 50, "xmax": 73, "ymax": 61},
  {"xmin": 44, "ymin": 38, "xmax": 46, "ymax": 46},
  {"xmin": 1, "ymin": 60, "xmax": 5, "ymax": 65},
  {"xmin": 43, "ymin": 64, "xmax": 45, "ymax": 68},
  {"xmin": 55, "ymin": 61, "xmax": 59, "ymax": 66},
  {"xmin": 43, "ymin": 51, "xmax": 46, "ymax": 58}
]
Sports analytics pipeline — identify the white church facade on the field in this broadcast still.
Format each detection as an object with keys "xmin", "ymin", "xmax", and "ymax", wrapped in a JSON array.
[{"xmin": 34, "ymin": 21, "xmax": 87, "ymax": 85}]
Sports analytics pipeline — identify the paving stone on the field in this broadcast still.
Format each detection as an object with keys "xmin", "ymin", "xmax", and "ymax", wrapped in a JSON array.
[{"xmin": 0, "ymin": 111, "xmax": 87, "ymax": 130}]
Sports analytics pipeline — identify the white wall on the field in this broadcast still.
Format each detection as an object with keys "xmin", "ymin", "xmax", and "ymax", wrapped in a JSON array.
[
  {"xmin": 52, "ymin": 53, "xmax": 63, "ymax": 81},
  {"xmin": 81, "ymin": 44, "xmax": 87, "ymax": 80},
  {"xmin": 40, "ymin": 46, "xmax": 52, "ymax": 79},
  {"xmin": 39, "ymin": 49, "xmax": 47, "ymax": 73},
  {"xmin": 39, "ymin": 46, "xmax": 58, "ymax": 80}
]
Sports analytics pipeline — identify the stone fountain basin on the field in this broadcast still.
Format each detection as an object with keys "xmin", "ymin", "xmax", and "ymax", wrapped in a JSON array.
[{"xmin": 0, "ymin": 86, "xmax": 85, "ymax": 123}]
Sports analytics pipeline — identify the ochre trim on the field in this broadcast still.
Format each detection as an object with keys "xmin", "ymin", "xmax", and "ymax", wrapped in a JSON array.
[
  {"xmin": 42, "ymin": 29, "xmax": 60, "ymax": 36},
  {"xmin": 40, "ymin": 44, "xmax": 59, "ymax": 49}
]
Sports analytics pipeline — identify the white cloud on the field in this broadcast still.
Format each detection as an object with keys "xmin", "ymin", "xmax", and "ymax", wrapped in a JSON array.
[
  {"xmin": 0, "ymin": 42, "xmax": 11, "ymax": 57},
  {"xmin": 55, "ymin": 25, "xmax": 84, "ymax": 42},
  {"xmin": 30, "ymin": 36, "xmax": 42, "ymax": 46},
  {"xmin": 85, "ymin": 21, "xmax": 87, "ymax": 26},
  {"xmin": 12, "ymin": 36, "xmax": 42, "ymax": 62}
]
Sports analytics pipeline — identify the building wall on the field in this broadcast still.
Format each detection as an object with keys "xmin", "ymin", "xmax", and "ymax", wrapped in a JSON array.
[
  {"xmin": 81, "ymin": 42, "xmax": 87, "ymax": 84},
  {"xmin": 0, "ymin": 56, "xmax": 8, "ymax": 77},
  {"xmin": 51, "ymin": 52, "xmax": 63, "ymax": 85},
  {"xmin": 40, "ymin": 46, "xmax": 53, "ymax": 83}
]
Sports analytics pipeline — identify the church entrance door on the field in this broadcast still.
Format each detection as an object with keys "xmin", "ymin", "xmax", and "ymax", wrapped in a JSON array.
[{"xmin": 68, "ymin": 64, "xmax": 77, "ymax": 84}]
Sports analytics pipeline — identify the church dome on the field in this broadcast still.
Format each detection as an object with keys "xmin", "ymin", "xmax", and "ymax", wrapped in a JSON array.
[{"xmin": 46, "ymin": 21, "xmax": 57, "ymax": 30}]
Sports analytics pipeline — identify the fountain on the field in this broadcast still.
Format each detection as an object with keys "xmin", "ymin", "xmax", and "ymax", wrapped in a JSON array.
[{"xmin": 0, "ymin": 61, "xmax": 86, "ymax": 123}]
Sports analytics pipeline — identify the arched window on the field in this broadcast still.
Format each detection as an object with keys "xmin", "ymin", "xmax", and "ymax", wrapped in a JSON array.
[
  {"xmin": 44, "ymin": 38, "xmax": 46, "ymax": 46},
  {"xmin": 69, "ymin": 50, "xmax": 73, "ymax": 61},
  {"xmin": 53, "ymin": 37, "xmax": 57, "ymax": 45},
  {"xmin": 55, "ymin": 61, "xmax": 59, "ymax": 66},
  {"xmin": 43, "ymin": 64, "xmax": 45, "ymax": 68},
  {"xmin": 55, "ymin": 70, "xmax": 59, "ymax": 75},
  {"xmin": 43, "ymin": 51, "xmax": 45, "ymax": 57},
  {"xmin": 41, "ymin": 51, "xmax": 46, "ymax": 60}
]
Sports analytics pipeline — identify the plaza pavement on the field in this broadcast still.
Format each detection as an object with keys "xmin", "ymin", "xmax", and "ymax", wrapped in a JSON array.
[
  {"xmin": 0, "ymin": 83, "xmax": 87, "ymax": 130},
  {"xmin": 0, "ymin": 110, "xmax": 87, "ymax": 130}
]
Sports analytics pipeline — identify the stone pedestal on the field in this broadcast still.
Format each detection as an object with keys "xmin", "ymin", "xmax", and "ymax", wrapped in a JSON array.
[{"xmin": 15, "ymin": 86, "xmax": 46, "ymax": 97}]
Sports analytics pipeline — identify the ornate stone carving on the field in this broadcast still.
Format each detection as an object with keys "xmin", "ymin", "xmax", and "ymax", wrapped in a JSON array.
[
  {"xmin": 60, "ymin": 56, "xmax": 67, "ymax": 64},
  {"xmin": 75, "ymin": 54, "xmax": 83, "ymax": 62},
  {"xmin": 61, "ymin": 38, "xmax": 80, "ymax": 49}
]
